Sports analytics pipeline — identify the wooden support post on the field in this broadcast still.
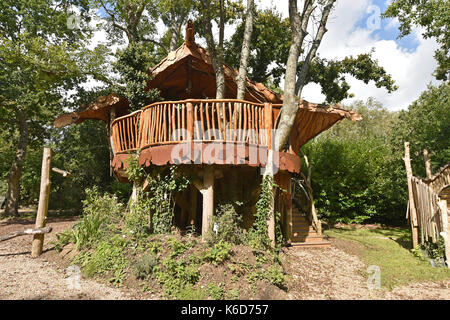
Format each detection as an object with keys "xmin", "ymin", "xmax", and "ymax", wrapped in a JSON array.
[
  {"xmin": 189, "ymin": 185, "xmax": 197, "ymax": 227},
  {"xmin": 438, "ymin": 199, "xmax": 450, "ymax": 268},
  {"xmin": 423, "ymin": 149, "xmax": 432, "ymax": 179},
  {"xmin": 404, "ymin": 142, "xmax": 419, "ymax": 248},
  {"xmin": 202, "ymin": 166, "xmax": 214, "ymax": 238},
  {"xmin": 31, "ymin": 147, "xmax": 52, "ymax": 258}
]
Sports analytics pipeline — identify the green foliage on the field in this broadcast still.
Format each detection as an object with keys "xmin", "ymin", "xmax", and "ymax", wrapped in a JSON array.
[
  {"xmin": 224, "ymin": 7, "xmax": 396, "ymax": 102},
  {"xmin": 225, "ymin": 288, "xmax": 240, "ymax": 300},
  {"xmin": 421, "ymin": 237, "xmax": 446, "ymax": 261},
  {"xmin": 168, "ymin": 237, "xmax": 192, "ymax": 257},
  {"xmin": 132, "ymin": 254, "xmax": 159, "ymax": 279},
  {"xmin": 390, "ymin": 83, "xmax": 450, "ymax": 178},
  {"xmin": 206, "ymin": 203, "xmax": 247, "ymax": 245},
  {"xmin": 125, "ymin": 154, "xmax": 146, "ymax": 185},
  {"xmin": 146, "ymin": 166, "xmax": 190, "ymax": 234},
  {"xmin": 248, "ymin": 175, "xmax": 275, "ymax": 250},
  {"xmin": 305, "ymin": 99, "xmax": 406, "ymax": 225},
  {"xmin": 113, "ymin": 42, "xmax": 161, "ymax": 111},
  {"xmin": 203, "ymin": 241, "xmax": 233, "ymax": 265},
  {"xmin": 224, "ymin": 6, "xmax": 290, "ymax": 87},
  {"xmin": 76, "ymin": 236, "xmax": 129, "ymax": 285},
  {"xmin": 326, "ymin": 227, "xmax": 450, "ymax": 288},
  {"xmin": 124, "ymin": 159, "xmax": 190, "ymax": 235},
  {"xmin": 248, "ymin": 265, "xmax": 285, "ymax": 290},
  {"xmin": 306, "ymin": 53, "xmax": 398, "ymax": 104},
  {"xmin": 383, "ymin": 0, "xmax": 450, "ymax": 80},
  {"xmin": 207, "ymin": 282, "xmax": 225, "ymax": 300},
  {"xmin": 154, "ymin": 257, "xmax": 201, "ymax": 298},
  {"xmin": 72, "ymin": 187, "xmax": 123, "ymax": 249},
  {"xmin": 51, "ymin": 118, "xmax": 114, "ymax": 210}
]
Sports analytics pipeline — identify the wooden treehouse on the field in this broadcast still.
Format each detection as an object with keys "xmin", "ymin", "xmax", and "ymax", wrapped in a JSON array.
[{"xmin": 54, "ymin": 22, "xmax": 361, "ymax": 247}]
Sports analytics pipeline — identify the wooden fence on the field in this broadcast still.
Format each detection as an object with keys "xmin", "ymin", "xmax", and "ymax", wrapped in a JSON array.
[{"xmin": 408, "ymin": 176, "xmax": 447, "ymax": 245}]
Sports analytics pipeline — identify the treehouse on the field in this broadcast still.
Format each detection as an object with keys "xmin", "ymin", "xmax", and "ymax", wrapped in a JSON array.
[{"xmin": 54, "ymin": 22, "xmax": 361, "ymax": 247}]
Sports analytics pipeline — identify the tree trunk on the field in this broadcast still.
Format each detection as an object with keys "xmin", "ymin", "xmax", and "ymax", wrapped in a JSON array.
[
  {"xmin": 295, "ymin": 0, "xmax": 335, "ymax": 97},
  {"xmin": 274, "ymin": 0, "xmax": 312, "ymax": 151},
  {"xmin": 4, "ymin": 111, "xmax": 28, "ymax": 216},
  {"xmin": 201, "ymin": 0, "xmax": 226, "ymax": 99},
  {"xmin": 169, "ymin": 10, "xmax": 186, "ymax": 52},
  {"xmin": 236, "ymin": 0, "xmax": 255, "ymax": 100}
]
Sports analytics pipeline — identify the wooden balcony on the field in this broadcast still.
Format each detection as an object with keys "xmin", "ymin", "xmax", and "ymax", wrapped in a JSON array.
[{"xmin": 110, "ymin": 99, "xmax": 301, "ymax": 174}]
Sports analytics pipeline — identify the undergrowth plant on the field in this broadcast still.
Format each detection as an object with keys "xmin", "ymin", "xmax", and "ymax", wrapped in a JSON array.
[
  {"xmin": 206, "ymin": 203, "xmax": 247, "ymax": 246},
  {"xmin": 59, "ymin": 187, "xmax": 123, "ymax": 250}
]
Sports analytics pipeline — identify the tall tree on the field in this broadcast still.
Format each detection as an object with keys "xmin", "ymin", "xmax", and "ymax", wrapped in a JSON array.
[
  {"xmin": 236, "ymin": 0, "xmax": 254, "ymax": 100},
  {"xmin": 276, "ymin": 0, "xmax": 335, "ymax": 151},
  {"xmin": 383, "ymin": 0, "xmax": 450, "ymax": 81},
  {"xmin": 199, "ymin": 0, "xmax": 226, "ymax": 99},
  {"xmin": 93, "ymin": 0, "xmax": 163, "ymax": 110},
  {"xmin": 160, "ymin": 0, "xmax": 194, "ymax": 52},
  {"xmin": 0, "ymin": 0, "xmax": 108, "ymax": 215}
]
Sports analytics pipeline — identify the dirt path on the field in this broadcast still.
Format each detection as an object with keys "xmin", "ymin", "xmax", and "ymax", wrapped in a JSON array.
[
  {"xmin": 284, "ymin": 242, "xmax": 450, "ymax": 300},
  {"xmin": 0, "ymin": 217, "xmax": 134, "ymax": 300},
  {"xmin": 1, "ymin": 217, "xmax": 448, "ymax": 300}
]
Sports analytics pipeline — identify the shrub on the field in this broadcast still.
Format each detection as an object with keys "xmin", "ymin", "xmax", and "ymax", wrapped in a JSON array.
[
  {"xmin": 132, "ymin": 254, "xmax": 158, "ymax": 279},
  {"xmin": 203, "ymin": 241, "xmax": 233, "ymax": 265},
  {"xmin": 207, "ymin": 283, "xmax": 225, "ymax": 300},
  {"xmin": 77, "ymin": 236, "xmax": 129, "ymax": 285},
  {"xmin": 71, "ymin": 187, "xmax": 123, "ymax": 250},
  {"xmin": 206, "ymin": 203, "xmax": 247, "ymax": 245}
]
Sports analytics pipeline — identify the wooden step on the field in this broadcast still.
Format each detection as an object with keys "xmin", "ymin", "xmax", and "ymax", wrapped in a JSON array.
[
  {"xmin": 291, "ymin": 240, "xmax": 331, "ymax": 248},
  {"xmin": 292, "ymin": 237, "xmax": 325, "ymax": 243}
]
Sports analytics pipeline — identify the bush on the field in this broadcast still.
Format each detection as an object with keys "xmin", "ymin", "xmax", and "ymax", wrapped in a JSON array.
[
  {"xmin": 132, "ymin": 254, "xmax": 158, "ymax": 279},
  {"xmin": 203, "ymin": 241, "xmax": 233, "ymax": 265},
  {"xmin": 206, "ymin": 203, "xmax": 247, "ymax": 246},
  {"xmin": 77, "ymin": 236, "xmax": 129, "ymax": 285},
  {"xmin": 71, "ymin": 187, "xmax": 123, "ymax": 249}
]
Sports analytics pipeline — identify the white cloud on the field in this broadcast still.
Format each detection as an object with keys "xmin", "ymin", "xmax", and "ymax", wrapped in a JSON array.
[{"xmin": 259, "ymin": 0, "xmax": 441, "ymax": 110}]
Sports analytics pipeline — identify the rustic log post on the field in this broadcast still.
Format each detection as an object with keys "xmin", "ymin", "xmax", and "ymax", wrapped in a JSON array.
[
  {"xmin": 31, "ymin": 147, "xmax": 52, "ymax": 258},
  {"xmin": 280, "ymin": 172, "xmax": 293, "ymax": 244},
  {"xmin": 423, "ymin": 149, "xmax": 432, "ymax": 179},
  {"xmin": 404, "ymin": 142, "xmax": 419, "ymax": 248},
  {"xmin": 187, "ymin": 102, "xmax": 194, "ymax": 141},
  {"xmin": 438, "ymin": 199, "xmax": 450, "ymax": 268},
  {"xmin": 202, "ymin": 166, "xmax": 214, "ymax": 238},
  {"xmin": 1, "ymin": 227, "xmax": 52, "ymax": 242},
  {"xmin": 189, "ymin": 185, "xmax": 197, "ymax": 227}
]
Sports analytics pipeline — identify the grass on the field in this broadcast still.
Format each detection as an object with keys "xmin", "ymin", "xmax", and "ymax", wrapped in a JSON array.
[{"xmin": 325, "ymin": 226, "xmax": 450, "ymax": 289}]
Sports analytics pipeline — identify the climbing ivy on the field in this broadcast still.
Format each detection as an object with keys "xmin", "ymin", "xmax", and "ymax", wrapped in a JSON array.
[
  {"xmin": 248, "ymin": 175, "xmax": 276, "ymax": 251},
  {"xmin": 125, "ymin": 155, "xmax": 190, "ymax": 235}
]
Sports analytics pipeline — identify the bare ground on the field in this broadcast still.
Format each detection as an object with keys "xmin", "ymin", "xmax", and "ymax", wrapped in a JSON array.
[{"xmin": 0, "ymin": 217, "xmax": 449, "ymax": 300}]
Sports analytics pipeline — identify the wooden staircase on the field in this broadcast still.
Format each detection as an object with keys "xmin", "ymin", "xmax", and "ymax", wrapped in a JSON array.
[{"xmin": 291, "ymin": 207, "xmax": 331, "ymax": 248}]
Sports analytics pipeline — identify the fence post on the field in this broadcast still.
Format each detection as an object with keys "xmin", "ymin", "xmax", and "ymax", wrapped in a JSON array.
[
  {"xmin": 423, "ymin": 149, "xmax": 432, "ymax": 179},
  {"xmin": 404, "ymin": 142, "xmax": 419, "ymax": 248},
  {"xmin": 438, "ymin": 200, "xmax": 450, "ymax": 268},
  {"xmin": 31, "ymin": 147, "xmax": 52, "ymax": 257}
]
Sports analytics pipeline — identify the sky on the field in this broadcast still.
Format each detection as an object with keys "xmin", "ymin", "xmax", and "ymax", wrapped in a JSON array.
[
  {"xmin": 256, "ymin": 0, "xmax": 441, "ymax": 110},
  {"xmin": 88, "ymin": 0, "xmax": 442, "ymax": 111}
]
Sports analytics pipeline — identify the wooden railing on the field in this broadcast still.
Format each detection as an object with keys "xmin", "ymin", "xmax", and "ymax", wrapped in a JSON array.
[
  {"xmin": 111, "ymin": 99, "xmax": 279, "ymax": 154},
  {"xmin": 111, "ymin": 110, "xmax": 141, "ymax": 153}
]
